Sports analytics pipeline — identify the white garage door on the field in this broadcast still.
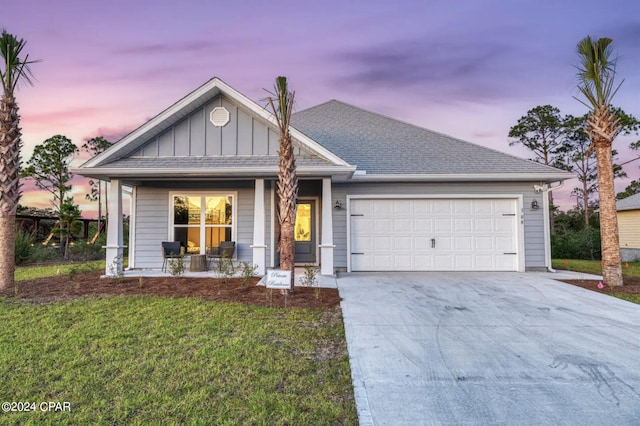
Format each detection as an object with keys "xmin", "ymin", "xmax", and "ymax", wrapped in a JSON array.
[{"xmin": 350, "ymin": 198, "xmax": 519, "ymax": 271}]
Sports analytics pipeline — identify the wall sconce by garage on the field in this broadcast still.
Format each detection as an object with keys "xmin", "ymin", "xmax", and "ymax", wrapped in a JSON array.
[
  {"xmin": 333, "ymin": 200, "xmax": 342, "ymax": 210},
  {"xmin": 530, "ymin": 199, "xmax": 539, "ymax": 210}
]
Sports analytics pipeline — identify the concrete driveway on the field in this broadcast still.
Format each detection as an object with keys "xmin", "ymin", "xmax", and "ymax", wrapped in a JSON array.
[{"xmin": 338, "ymin": 272, "xmax": 640, "ymax": 425}]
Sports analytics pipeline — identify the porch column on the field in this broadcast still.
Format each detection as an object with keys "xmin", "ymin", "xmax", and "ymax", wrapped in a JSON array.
[
  {"xmin": 319, "ymin": 177, "xmax": 335, "ymax": 276},
  {"xmin": 251, "ymin": 179, "xmax": 267, "ymax": 275},
  {"xmin": 104, "ymin": 179, "xmax": 124, "ymax": 277}
]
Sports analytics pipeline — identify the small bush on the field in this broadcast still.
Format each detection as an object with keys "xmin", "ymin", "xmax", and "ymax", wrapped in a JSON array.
[
  {"xmin": 28, "ymin": 244, "xmax": 62, "ymax": 264},
  {"xmin": 239, "ymin": 262, "xmax": 258, "ymax": 287},
  {"xmin": 169, "ymin": 255, "xmax": 186, "ymax": 277},
  {"xmin": 551, "ymin": 227, "xmax": 601, "ymax": 260},
  {"xmin": 14, "ymin": 229, "xmax": 34, "ymax": 265}
]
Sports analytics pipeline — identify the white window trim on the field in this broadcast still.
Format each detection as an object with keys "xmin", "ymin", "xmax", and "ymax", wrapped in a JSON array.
[{"xmin": 168, "ymin": 191, "xmax": 238, "ymax": 256}]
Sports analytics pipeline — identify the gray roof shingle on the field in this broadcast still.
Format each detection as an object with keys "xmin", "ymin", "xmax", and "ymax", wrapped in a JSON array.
[
  {"xmin": 617, "ymin": 192, "xmax": 640, "ymax": 211},
  {"xmin": 291, "ymin": 100, "xmax": 569, "ymax": 176}
]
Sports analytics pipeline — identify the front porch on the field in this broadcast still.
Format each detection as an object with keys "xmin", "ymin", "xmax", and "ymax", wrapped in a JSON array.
[{"xmin": 105, "ymin": 177, "xmax": 337, "ymax": 279}]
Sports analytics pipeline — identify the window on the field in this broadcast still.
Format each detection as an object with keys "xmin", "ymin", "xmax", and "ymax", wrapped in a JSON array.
[{"xmin": 171, "ymin": 193, "xmax": 234, "ymax": 254}]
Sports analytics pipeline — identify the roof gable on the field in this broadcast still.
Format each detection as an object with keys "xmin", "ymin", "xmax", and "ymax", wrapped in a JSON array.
[{"xmin": 82, "ymin": 78, "xmax": 349, "ymax": 168}]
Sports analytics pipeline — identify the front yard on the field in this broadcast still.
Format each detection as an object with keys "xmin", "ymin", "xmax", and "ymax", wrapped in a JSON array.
[{"xmin": 0, "ymin": 293, "xmax": 357, "ymax": 425}]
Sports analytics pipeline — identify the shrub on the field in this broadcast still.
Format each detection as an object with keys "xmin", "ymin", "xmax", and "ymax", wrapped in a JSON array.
[
  {"xmin": 551, "ymin": 227, "xmax": 601, "ymax": 260},
  {"xmin": 14, "ymin": 229, "xmax": 34, "ymax": 265}
]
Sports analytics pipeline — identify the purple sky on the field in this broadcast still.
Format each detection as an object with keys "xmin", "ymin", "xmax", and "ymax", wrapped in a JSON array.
[{"xmin": 6, "ymin": 0, "xmax": 640, "ymax": 216}]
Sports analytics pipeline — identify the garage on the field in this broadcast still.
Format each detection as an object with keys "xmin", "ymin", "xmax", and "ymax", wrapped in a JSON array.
[{"xmin": 349, "ymin": 198, "xmax": 520, "ymax": 271}]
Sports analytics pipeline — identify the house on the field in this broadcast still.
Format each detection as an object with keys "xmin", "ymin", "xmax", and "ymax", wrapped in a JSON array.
[
  {"xmin": 73, "ymin": 77, "xmax": 572, "ymax": 277},
  {"xmin": 616, "ymin": 193, "xmax": 640, "ymax": 261}
]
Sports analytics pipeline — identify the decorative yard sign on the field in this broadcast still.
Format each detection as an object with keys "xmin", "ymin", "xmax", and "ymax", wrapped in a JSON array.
[{"xmin": 266, "ymin": 270, "xmax": 292, "ymax": 289}]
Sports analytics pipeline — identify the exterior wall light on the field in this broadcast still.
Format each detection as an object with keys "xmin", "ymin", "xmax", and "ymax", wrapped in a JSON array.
[{"xmin": 531, "ymin": 200, "xmax": 539, "ymax": 210}]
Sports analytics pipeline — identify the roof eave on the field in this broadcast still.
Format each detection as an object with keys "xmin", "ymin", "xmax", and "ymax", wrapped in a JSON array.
[
  {"xmin": 348, "ymin": 172, "xmax": 575, "ymax": 182},
  {"xmin": 71, "ymin": 165, "xmax": 357, "ymax": 180}
]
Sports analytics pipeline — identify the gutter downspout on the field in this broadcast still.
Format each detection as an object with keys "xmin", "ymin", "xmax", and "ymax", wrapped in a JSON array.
[{"xmin": 543, "ymin": 181, "xmax": 565, "ymax": 272}]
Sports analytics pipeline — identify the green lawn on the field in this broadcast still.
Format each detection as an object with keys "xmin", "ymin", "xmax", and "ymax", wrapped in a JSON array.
[
  {"xmin": 551, "ymin": 259, "xmax": 640, "ymax": 277},
  {"xmin": 15, "ymin": 260, "xmax": 106, "ymax": 281},
  {"xmin": 0, "ymin": 297, "xmax": 357, "ymax": 425},
  {"xmin": 552, "ymin": 259, "xmax": 640, "ymax": 305}
]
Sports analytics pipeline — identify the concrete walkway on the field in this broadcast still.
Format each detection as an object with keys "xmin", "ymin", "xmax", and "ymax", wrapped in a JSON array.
[{"xmin": 338, "ymin": 272, "xmax": 640, "ymax": 425}]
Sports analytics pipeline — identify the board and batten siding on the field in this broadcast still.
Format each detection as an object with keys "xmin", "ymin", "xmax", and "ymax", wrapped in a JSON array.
[
  {"xmin": 132, "ymin": 185, "xmax": 258, "ymax": 269},
  {"xmin": 330, "ymin": 182, "xmax": 547, "ymax": 271},
  {"xmin": 618, "ymin": 210, "xmax": 640, "ymax": 261},
  {"xmin": 130, "ymin": 94, "xmax": 306, "ymax": 158}
]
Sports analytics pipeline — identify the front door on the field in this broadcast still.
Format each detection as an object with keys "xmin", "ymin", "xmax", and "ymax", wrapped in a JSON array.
[{"xmin": 294, "ymin": 200, "xmax": 316, "ymax": 264}]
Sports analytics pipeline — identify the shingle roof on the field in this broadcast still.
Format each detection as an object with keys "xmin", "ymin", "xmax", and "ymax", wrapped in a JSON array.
[
  {"xmin": 291, "ymin": 100, "xmax": 570, "ymax": 177},
  {"xmin": 617, "ymin": 192, "xmax": 640, "ymax": 211}
]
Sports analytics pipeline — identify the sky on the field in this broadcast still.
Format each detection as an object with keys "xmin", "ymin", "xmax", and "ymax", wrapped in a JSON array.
[{"xmin": 5, "ymin": 0, "xmax": 640, "ymax": 218}]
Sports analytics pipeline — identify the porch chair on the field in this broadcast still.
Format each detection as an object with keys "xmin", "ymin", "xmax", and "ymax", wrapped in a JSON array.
[
  {"xmin": 206, "ymin": 241, "xmax": 236, "ymax": 272},
  {"xmin": 161, "ymin": 241, "xmax": 182, "ymax": 272}
]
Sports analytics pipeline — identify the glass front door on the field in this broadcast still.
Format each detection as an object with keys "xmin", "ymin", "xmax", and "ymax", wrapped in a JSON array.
[{"xmin": 294, "ymin": 200, "xmax": 316, "ymax": 264}]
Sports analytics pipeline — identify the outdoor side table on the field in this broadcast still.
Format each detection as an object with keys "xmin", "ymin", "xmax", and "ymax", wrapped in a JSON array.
[{"xmin": 189, "ymin": 254, "xmax": 208, "ymax": 272}]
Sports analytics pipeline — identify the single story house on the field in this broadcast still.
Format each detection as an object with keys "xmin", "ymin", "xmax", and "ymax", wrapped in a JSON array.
[
  {"xmin": 616, "ymin": 193, "xmax": 640, "ymax": 261},
  {"xmin": 73, "ymin": 77, "xmax": 572, "ymax": 277}
]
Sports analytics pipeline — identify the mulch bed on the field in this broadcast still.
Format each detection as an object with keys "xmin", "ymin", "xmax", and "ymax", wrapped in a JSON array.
[
  {"xmin": 3, "ymin": 271, "xmax": 341, "ymax": 308},
  {"xmin": 560, "ymin": 276, "xmax": 640, "ymax": 295}
]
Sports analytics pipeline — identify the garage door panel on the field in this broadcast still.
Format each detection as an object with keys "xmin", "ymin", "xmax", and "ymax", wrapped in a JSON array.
[
  {"xmin": 393, "ymin": 200, "xmax": 412, "ymax": 217},
  {"xmin": 392, "ymin": 218, "xmax": 412, "ymax": 232},
  {"xmin": 434, "ymin": 218, "xmax": 452, "ymax": 233},
  {"xmin": 454, "ymin": 218, "xmax": 472, "ymax": 232},
  {"xmin": 454, "ymin": 236, "xmax": 472, "ymax": 250},
  {"xmin": 350, "ymin": 198, "xmax": 518, "ymax": 271},
  {"xmin": 475, "ymin": 254, "xmax": 494, "ymax": 270},
  {"xmin": 414, "ymin": 218, "xmax": 433, "ymax": 233}
]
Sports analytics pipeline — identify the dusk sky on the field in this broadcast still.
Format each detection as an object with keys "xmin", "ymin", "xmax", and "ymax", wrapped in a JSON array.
[{"xmin": 6, "ymin": 0, "xmax": 640, "ymax": 217}]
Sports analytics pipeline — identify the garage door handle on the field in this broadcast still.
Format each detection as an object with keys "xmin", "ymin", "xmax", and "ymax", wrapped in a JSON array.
[
  {"xmin": 431, "ymin": 238, "xmax": 436, "ymax": 248},
  {"xmin": 503, "ymin": 252, "xmax": 517, "ymax": 255},
  {"xmin": 351, "ymin": 252, "xmax": 364, "ymax": 255}
]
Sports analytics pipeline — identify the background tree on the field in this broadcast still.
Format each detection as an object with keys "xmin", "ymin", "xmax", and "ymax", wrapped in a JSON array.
[
  {"xmin": 0, "ymin": 30, "xmax": 36, "ymax": 290},
  {"xmin": 575, "ymin": 36, "xmax": 624, "ymax": 287},
  {"xmin": 22, "ymin": 135, "xmax": 79, "ymax": 246},
  {"xmin": 617, "ymin": 180, "xmax": 640, "ymax": 200},
  {"xmin": 267, "ymin": 76, "xmax": 297, "ymax": 288},
  {"xmin": 57, "ymin": 197, "xmax": 82, "ymax": 258},
  {"xmin": 563, "ymin": 113, "xmax": 627, "ymax": 226},
  {"xmin": 509, "ymin": 105, "xmax": 566, "ymax": 231},
  {"xmin": 81, "ymin": 136, "xmax": 112, "ymax": 231}
]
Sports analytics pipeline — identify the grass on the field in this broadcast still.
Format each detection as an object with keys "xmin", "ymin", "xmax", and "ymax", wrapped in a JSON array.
[
  {"xmin": 552, "ymin": 259, "xmax": 640, "ymax": 277},
  {"xmin": 0, "ymin": 297, "xmax": 357, "ymax": 425},
  {"xmin": 15, "ymin": 260, "xmax": 106, "ymax": 281},
  {"xmin": 552, "ymin": 259, "xmax": 640, "ymax": 305}
]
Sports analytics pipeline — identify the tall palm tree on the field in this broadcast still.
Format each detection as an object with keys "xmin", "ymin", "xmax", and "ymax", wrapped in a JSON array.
[
  {"xmin": 575, "ymin": 36, "xmax": 623, "ymax": 286},
  {"xmin": 268, "ymin": 76, "xmax": 297, "ymax": 288},
  {"xmin": 0, "ymin": 30, "xmax": 36, "ymax": 290}
]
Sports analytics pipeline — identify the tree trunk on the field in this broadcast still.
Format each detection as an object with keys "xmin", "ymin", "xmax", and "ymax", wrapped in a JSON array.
[
  {"xmin": 0, "ymin": 95, "xmax": 21, "ymax": 291},
  {"xmin": 277, "ymin": 134, "xmax": 298, "ymax": 288},
  {"xmin": 0, "ymin": 216, "xmax": 16, "ymax": 289},
  {"xmin": 595, "ymin": 142, "xmax": 623, "ymax": 286},
  {"xmin": 583, "ymin": 179, "xmax": 589, "ymax": 227}
]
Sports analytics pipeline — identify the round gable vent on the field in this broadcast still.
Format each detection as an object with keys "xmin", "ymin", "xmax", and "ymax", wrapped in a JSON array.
[{"xmin": 210, "ymin": 107, "xmax": 230, "ymax": 127}]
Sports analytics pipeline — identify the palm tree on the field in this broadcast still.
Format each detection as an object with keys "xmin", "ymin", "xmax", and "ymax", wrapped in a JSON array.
[
  {"xmin": 0, "ymin": 30, "xmax": 36, "ymax": 289},
  {"xmin": 575, "ymin": 36, "xmax": 623, "ymax": 286},
  {"xmin": 267, "ymin": 76, "xmax": 297, "ymax": 288}
]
